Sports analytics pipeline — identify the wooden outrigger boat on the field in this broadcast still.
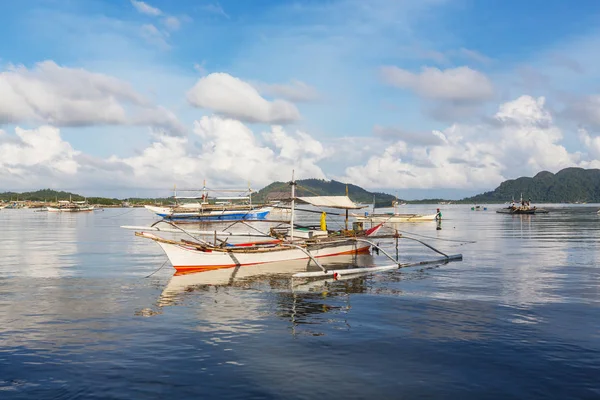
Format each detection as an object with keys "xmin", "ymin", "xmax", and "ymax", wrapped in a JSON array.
[
  {"xmin": 144, "ymin": 205, "xmax": 272, "ymax": 221},
  {"xmin": 496, "ymin": 195, "xmax": 548, "ymax": 214},
  {"xmin": 145, "ymin": 184, "xmax": 272, "ymax": 222},
  {"xmin": 46, "ymin": 198, "xmax": 95, "ymax": 212},
  {"xmin": 353, "ymin": 213, "xmax": 438, "ymax": 223},
  {"xmin": 352, "ymin": 199, "xmax": 437, "ymax": 223}
]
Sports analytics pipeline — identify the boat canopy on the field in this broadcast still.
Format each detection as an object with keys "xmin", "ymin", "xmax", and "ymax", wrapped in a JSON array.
[{"xmin": 297, "ymin": 196, "xmax": 363, "ymax": 210}]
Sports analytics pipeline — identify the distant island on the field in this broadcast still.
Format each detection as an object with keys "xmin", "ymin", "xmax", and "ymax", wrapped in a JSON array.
[
  {"xmin": 465, "ymin": 167, "xmax": 600, "ymax": 203},
  {"xmin": 252, "ymin": 179, "xmax": 397, "ymax": 207},
  {"xmin": 2, "ymin": 167, "xmax": 600, "ymax": 205}
]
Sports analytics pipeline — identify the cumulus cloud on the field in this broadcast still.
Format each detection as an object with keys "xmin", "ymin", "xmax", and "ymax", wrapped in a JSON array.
[
  {"xmin": 579, "ymin": 128, "xmax": 600, "ymax": 158},
  {"xmin": 0, "ymin": 116, "xmax": 324, "ymax": 191},
  {"xmin": 0, "ymin": 126, "xmax": 79, "ymax": 187},
  {"xmin": 252, "ymin": 80, "xmax": 320, "ymax": 102},
  {"xmin": 187, "ymin": 73, "xmax": 301, "ymax": 124},
  {"xmin": 0, "ymin": 61, "xmax": 185, "ymax": 135},
  {"xmin": 380, "ymin": 66, "xmax": 494, "ymax": 102},
  {"xmin": 342, "ymin": 95, "xmax": 584, "ymax": 189}
]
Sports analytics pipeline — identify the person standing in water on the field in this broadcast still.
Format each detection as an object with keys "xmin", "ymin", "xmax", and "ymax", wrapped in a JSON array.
[{"xmin": 435, "ymin": 208, "xmax": 442, "ymax": 230}]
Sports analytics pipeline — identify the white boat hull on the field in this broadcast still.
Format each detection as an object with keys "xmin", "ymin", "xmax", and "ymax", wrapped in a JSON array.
[
  {"xmin": 354, "ymin": 213, "xmax": 437, "ymax": 223},
  {"xmin": 148, "ymin": 236, "xmax": 370, "ymax": 273},
  {"xmin": 47, "ymin": 207, "xmax": 95, "ymax": 212},
  {"xmin": 46, "ymin": 206, "xmax": 95, "ymax": 212}
]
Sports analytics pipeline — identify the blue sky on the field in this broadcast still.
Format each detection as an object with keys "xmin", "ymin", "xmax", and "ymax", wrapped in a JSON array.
[{"xmin": 1, "ymin": 0, "xmax": 600, "ymax": 198}]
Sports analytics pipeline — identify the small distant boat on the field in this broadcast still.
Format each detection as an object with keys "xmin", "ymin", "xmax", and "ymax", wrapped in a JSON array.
[
  {"xmin": 47, "ymin": 198, "xmax": 95, "ymax": 213},
  {"xmin": 353, "ymin": 196, "xmax": 437, "ymax": 223},
  {"xmin": 471, "ymin": 205, "xmax": 487, "ymax": 211},
  {"xmin": 354, "ymin": 213, "xmax": 438, "ymax": 223},
  {"xmin": 496, "ymin": 195, "xmax": 548, "ymax": 214}
]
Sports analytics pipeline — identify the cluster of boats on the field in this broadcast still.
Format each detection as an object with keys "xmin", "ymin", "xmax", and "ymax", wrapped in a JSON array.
[{"xmin": 123, "ymin": 179, "xmax": 460, "ymax": 279}]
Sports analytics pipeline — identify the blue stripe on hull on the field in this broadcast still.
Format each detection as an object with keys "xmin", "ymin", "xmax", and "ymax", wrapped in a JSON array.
[{"xmin": 157, "ymin": 210, "xmax": 270, "ymax": 222}]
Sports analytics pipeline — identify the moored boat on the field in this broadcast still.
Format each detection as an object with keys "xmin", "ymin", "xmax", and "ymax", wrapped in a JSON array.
[
  {"xmin": 496, "ymin": 196, "xmax": 548, "ymax": 214},
  {"xmin": 353, "ymin": 213, "xmax": 438, "ymax": 223},
  {"xmin": 46, "ymin": 198, "xmax": 95, "ymax": 212},
  {"xmin": 145, "ymin": 183, "xmax": 272, "ymax": 222},
  {"xmin": 144, "ymin": 205, "xmax": 272, "ymax": 221}
]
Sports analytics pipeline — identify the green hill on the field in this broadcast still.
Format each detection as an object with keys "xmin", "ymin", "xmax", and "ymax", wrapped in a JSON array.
[
  {"xmin": 253, "ymin": 179, "xmax": 397, "ymax": 207},
  {"xmin": 465, "ymin": 168, "xmax": 600, "ymax": 203},
  {"xmin": 0, "ymin": 189, "xmax": 121, "ymax": 205}
]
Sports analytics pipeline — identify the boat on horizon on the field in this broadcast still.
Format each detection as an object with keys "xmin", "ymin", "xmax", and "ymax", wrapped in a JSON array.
[
  {"xmin": 496, "ymin": 196, "xmax": 549, "ymax": 215},
  {"xmin": 46, "ymin": 198, "xmax": 95, "ymax": 212}
]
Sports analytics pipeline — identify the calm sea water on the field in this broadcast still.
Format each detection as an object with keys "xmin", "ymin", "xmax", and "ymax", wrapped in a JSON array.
[{"xmin": 1, "ymin": 205, "xmax": 599, "ymax": 399}]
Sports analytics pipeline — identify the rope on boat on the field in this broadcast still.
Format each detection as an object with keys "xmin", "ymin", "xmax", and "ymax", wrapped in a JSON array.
[
  {"xmin": 145, "ymin": 259, "xmax": 169, "ymax": 278},
  {"xmin": 102, "ymin": 208, "xmax": 137, "ymax": 219},
  {"xmin": 150, "ymin": 220, "xmax": 211, "ymax": 246},
  {"xmin": 400, "ymin": 236, "xmax": 449, "ymax": 257}
]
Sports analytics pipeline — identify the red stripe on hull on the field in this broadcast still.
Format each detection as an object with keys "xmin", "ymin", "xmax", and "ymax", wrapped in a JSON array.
[{"xmin": 173, "ymin": 245, "xmax": 371, "ymax": 275}]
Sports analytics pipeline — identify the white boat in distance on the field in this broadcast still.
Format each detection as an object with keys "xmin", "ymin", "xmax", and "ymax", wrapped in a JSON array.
[
  {"xmin": 353, "ymin": 213, "xmax": 438, "ymax": 223},
  {"xmin": 47, "ymin": 198, "xmax": 95, "ymax": 212},
  {"xmin": 351, "ymin": 196, "xmax": 438, "ymax": 223}
]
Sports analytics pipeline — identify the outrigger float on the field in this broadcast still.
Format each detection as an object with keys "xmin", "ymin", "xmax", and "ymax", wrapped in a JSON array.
[{"xmin": 125, "ymin": 176, "xmax": 463, "ymax": 279}]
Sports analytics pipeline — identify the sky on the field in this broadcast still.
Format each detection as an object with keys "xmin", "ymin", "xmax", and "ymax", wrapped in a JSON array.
[{"xmin": 1, "ymin": 0, "xmax": 600, "ymax": 199}]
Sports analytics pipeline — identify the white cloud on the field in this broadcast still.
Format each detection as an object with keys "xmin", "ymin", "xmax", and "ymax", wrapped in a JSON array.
[
  {"xmin": 131, "ymin": 0, "xmax": 162, "ymax": 16},
  {"xmin": 579, "ymin": 128, "xmax": 600, "ymax": 158},
  {"xmin": 342, "ymin": 95, "xmax": 584, "ymax": 189},
  {"xmin": 0, "ymin": 61, "xmax": 185, "ymax": 135},
  {"xmin": 253, "ymin": 80, "xmax": 320, "ymax": 102},
  {"xmin": 0, "ymin": 116, "xmax": 323, "ymax": 191},
  {"xmin": 0, "ymin": 126, "xmax": 79, "ymax": 187},
  {"xmin": 187, "ymin": 73, "xmax": 301, "ymax": 124},
  {"xmin": 380, "ymin": 66, "xmax": 494, "ymax": 102}
]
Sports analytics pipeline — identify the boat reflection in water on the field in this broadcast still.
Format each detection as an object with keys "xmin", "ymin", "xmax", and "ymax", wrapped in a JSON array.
[
  {"xmin": 155, "ymin": 254, "xmax": 376, "ymax": 335},
  {"xmin": 158, "ymin": 253, "xmax": 375, "ymax": 306}
]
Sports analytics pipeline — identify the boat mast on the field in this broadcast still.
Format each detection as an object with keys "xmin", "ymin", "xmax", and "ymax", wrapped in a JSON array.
[
  {"xmin": 290, "ymin": 170, "xmax": 296, "ymax": 242},
  {"xmin": 248, "ymin": 181, "xmax": 252, "ymax": 208},
  {"xmin": 345, "ymin": 185, "xmax": 349, "ymax": 230}
]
